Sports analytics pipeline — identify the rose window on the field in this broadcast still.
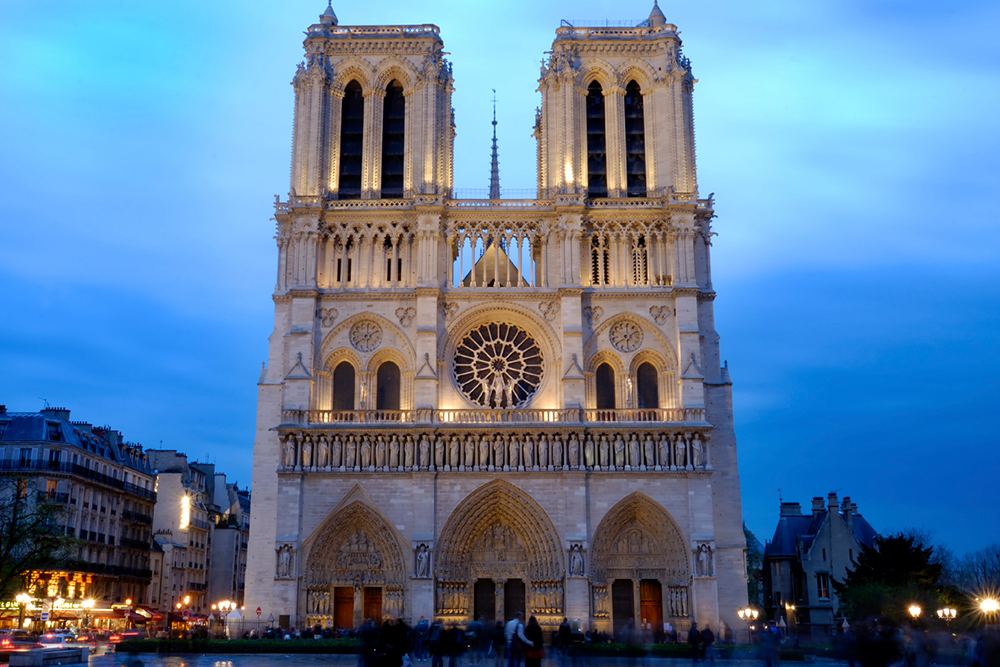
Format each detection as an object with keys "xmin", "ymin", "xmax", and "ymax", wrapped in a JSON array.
[
  {"xmin": 350, "ymin": 321, "xmax": 383, "ymax": 352},
  {"xmin": 454, "ymin": 323, "xmax": 544, "ymax": 408},
  {"xmin": 609, "ymin": 321, "xmax": 643, "ymax": 352}
]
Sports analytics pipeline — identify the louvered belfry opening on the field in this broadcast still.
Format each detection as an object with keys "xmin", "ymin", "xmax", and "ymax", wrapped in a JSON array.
[
  {"xmin": 586, "ymin": 80, "xmax": 608, "ymax": 198},
  {"xmin": 338, "ymin": 80, "xmax": 364, "ymax": 199},
  {"xmin": 624, "ymin": 80, "xmax": 646, "ymax": 197},
  {"xmin": 381, "ymin": 79, "xmax": 405, "ymax": 198}
]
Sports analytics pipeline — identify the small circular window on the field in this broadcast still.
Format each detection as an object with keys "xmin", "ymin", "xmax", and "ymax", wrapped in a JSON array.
[{"xmin": 454, "ymin": 323, "xmax": 544, "ymax": 408}]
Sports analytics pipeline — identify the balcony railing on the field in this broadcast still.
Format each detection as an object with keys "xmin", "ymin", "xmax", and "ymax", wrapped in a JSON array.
[
  {"xmin": 122, "ymin": 510, "xmax": 153, "ymax": 525},
  {"xmin": 0, "ymin": 460, "xmax": 156, "ymax": 501},
  {"xmin": 283, "ymin": 407, "xmax": 706, "ymax": 427},
  {"xmin": 36, "ymin": 491, "xmax": 70, "ymax": 504},
  {"xmin": 120, "ymin": 537, "xmax": 150, "ymax": 550}
]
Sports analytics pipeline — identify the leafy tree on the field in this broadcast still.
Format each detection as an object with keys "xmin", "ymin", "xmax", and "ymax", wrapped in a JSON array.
[
  {"xmin": 0, "ymin": 476, "xmax": 76, "ymax": 601},
  {"xmin": 833, "ymin": 532, "xmax": 945, "ymax": 623},
  {"xmin": 744, "ymin": 523, "xmax": 764, "ymax": 607}
]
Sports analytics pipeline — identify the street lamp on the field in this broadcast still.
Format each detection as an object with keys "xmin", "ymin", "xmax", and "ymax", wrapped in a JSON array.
[
  {"xmin": 81, "ymin": 599, "xmax": 94, "ymax": 630},
  {"xmin": 737, "ymin": 606, "xmax": 759, "ymax": 644},
  {"xmin": 937, "ymin": 607, "xmax": 957, "ymax": 629},
  {"xmin": 981, "ymin": 598, "xmax": 999, "ymax": 625},
  {"xmin": 216, "ymin": 600, "xmax": 235, "ymax": 639},
  {"xmin": 908, "ymin": 605, "xmax": 921, "ymax": 620},
  {"xmin": 15, "ymin": 593, "xmax": 31, "ymax": 630}
]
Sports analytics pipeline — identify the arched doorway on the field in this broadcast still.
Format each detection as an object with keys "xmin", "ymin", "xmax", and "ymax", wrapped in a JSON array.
[
  {"xmin": 596, "ymin": 363, "xmax": 615, "ymax": 410},
  {"xmin": 332, "ymin": 361, "xmax": 356, "ymax": 411},
  {"xmin": 636, "ymin": 362, "xmax": 658, "ymax": 409},
  {"xmin": 589, "ymin": 493, "xmax": 690, "ymax": 635},
  {"xmin": 376, "ymin": 361, "xmax": 401, "ymax": 411},
  {"xmin": 303, "ymin": 501, "xmax": 406, "ymax": 628},
  {"xmin": 436, "ymin": 480, "xmax": 564, "ymax": 623}
]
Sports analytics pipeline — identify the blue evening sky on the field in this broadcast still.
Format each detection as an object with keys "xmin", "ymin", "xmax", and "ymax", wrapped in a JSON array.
[{"xmin": 1, "ymin": 1, "xmax": 997, "ymax": 556}]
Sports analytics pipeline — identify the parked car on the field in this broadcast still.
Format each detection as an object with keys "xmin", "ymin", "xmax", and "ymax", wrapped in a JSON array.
[
  {"xmin": 0, "ymin": 629, "xmax": 42, "ymax": 650},
  {"xmin": 38, "ymin": 632, "xmax": 76, "ymax": 648},
  {"xmin": 117, "ymin": 629, "xmax": 148, "ymax": 641}
]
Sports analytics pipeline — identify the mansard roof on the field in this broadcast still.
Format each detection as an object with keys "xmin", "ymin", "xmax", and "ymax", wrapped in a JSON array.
[
  {"xmin": 764, "ymin": 509, "xmax": 877, "ymax": 559},
  {"xmin": 0, "ymin": 407, "xmax": 151, "ymax": 474}
]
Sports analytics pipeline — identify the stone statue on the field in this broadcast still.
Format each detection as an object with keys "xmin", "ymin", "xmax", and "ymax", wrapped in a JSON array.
[
  {"xmin": 283, "ymin": 436, "xmax": 296, "ymax": 468},
  {"xmin": 673, "ymin": 434, "xmax": 686, "ymax": 468},
  {"xmin": 613, "ymin": 436, "xmax": 626, "ymax": 468},
  {"xmin": 535, "ymin": 437, "xmax": 548, "ymax": 468},
  {"xmin": 599, "ymin": 436, "xmax": 610, "ymax": 468},
  {"xmin": 552, "ymin": 434, "xmax": 564, "ymax": 468},
  {"xmin": 568, "ymin": 434, "xmax": 580, "ymax": 468},
  {"xmin": 277, "ymin": 545, "xmax": 293, "ymax": 578},
  {"xmin": 403, "ymin": 436, "xmax": 414, "ymax": 469},
  {"xmin": 508, "ymin": 437, "xmax": 519, "ymax": 468},
  {"xmin": 697, "ymin": 543, "xmax": 713, "ymax": 576},
  {"xmin": 360, "ymin": 437, "xmax": 373, "ymax": 469},
  {"xmin": 345, "ymin": 436, "xmax": 357, "ymax": 468},
  {"xmin": 448, "ymin": 436, "xmax": 460, "ymax": 468},
  {"xmin": 584, "ymin": 435, "xmax": 595, "ymax": 468},
  {"xmin": 317, "ymin": 436, "xmax": 330, "ymax": 468},
  {"xmin": 628, "ymin": 434, "xmax": 640, "ymax": 468},
  {"xmin": 492, "ymin": 436, "xmax": 504, "ymax": 468},
  {"xmin": 301, "ymin": 438, "xmax": 313, "ymax": 468},
  {"xmin": 691, "ymin": 435, "xmax": 704, "ymax": 468},
  {"xmin": 657, "ymin": 434, "xmax": 669, "ymax": 469},
  {"xmin": 332, "ymin": 436, "xmax": 343, "ymax": 468},
  {"xmin": 415, "ymin": 544, "xmax": 430, "ymax": 578},
  {"xmin": 375, "ymin": 437, "xmax": 387, "ymax": 468},
  {"xmin": 643, "ymin": 435, "xmax": 655, "ymax": 468},
  {"xmin": 419, "ymin": 435, "xmax": 431, "ymax": 468},
  {"xmin": 477, "ymin": 436, "xmax": 489, "ymax": 469},
  {"xmin": 434, "ymin": 437, "xmax": 445, "ymax": 469},
  {"xmin": 464, "ymin": 437, "xmax": 475, "ymax": 468},
  {"xmin": 389, "ymin": 436, "xmax": 399, "ymax": 469},
  {"xmin": 522, "ymin": 436, "xmax": 534, "ymax": 468},
  {"xmin": 569, "ymin": 545, "xmax": 584, "ymax": 576}
]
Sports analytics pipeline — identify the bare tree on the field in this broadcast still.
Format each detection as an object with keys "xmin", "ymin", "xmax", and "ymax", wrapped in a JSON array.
[
  {"xmin": 0, "ymin": 476, "xmax": 76, "ymax": 600},
  {"xmin": 956, "ymin": 544, "xmax": 1000, "ymax": 594}
]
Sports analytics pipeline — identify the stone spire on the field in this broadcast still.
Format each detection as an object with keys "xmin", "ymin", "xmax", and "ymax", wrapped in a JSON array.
[
  {"xmin": 320, "ymin": 1, "xmax": 338, "ymax": 26},
  {"xmin": 489, "ymin": 89, "xmax": 500, "ymax": 199},
  {"xmin": 647, "ymin": 0, "xmax": 666, "ymax": 26}
]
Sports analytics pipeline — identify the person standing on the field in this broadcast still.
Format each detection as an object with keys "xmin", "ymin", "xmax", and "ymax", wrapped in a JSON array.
[
  {"xmin": 467, "ymin": 616, "xmax": 485, "ymax": 665},
  {"xmin": 557, "ymin": 618, "xmax": 571, "ymax": 656},
  {"xmin": 504, "ymin": 612, "xmax": 533, "ymax": 667},
  {"xmin": 701, "ymin": 624, "xmax": 715, "ymax": 662},
  {"xmin": 523, "ymin": 616, "xmax": 544, "ymax": 667},
  {"xmin": 688, "ymin": 622, "xmax": 703, "ymax": 664},
  {"xmin": 490, "ymin": 621, "xmax": 506, "ymax": 667}
]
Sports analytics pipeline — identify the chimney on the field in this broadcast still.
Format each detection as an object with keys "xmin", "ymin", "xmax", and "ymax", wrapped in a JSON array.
[
  {"xmin": 0, "ymin": 405, "xmax": 7, "ymax": 415},
  {"xmin": 40, "ymin": 407, "xmax": 71, "ymax": 421},
  {"xmin": 828, "ymin": 492, "xmax": 838, "ymax": 511},
  {"xmin": 811, "ymin": 497, "xmax": 825, "ymax": 517},
  {"xmin": 842, "ymin": 496, "xmax": 855, "ymax": 532},
  {"xmin": 780, "ymin": 502, "xmax": 802, "ymax": 517}
]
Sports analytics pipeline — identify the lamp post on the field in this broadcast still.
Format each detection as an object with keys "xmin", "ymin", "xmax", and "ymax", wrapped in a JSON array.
[
  {"xmin": 908, "ymin": 604, "xmax": 921, "ymax": 624},
  {"xmin": 981, "ymin": 598, "xmax": 999, "ymax": 626},
  {"xmin": 737, "ymin": 606, "xmax": 759, "ymax": 644},
  {"xmin": 216, "ymin": 600, "xmax": 235, "ymax": 639},
  {"xmin": 15, "ymin": 593, "xmax": 31, "ymax": 630},
  {"xmin": 937, "ymin": 607, "xmax": 957, "ymax": 630},
  {"xmin": 81, "ymin": 599, "xmax": 94, "ymax": 630}
]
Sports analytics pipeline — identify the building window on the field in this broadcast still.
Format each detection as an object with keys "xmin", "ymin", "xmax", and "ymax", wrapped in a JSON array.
[
  {"xmin": 380, "ymin": 80, "xmax": 405, "ymax": 198},
  {"xmin": 775, "ymin": 561, "xmax": 782, "ymax": 576},
  {"xmin": 332, "ymin": 361, "xmax": 356, "ymax": 411},
  {"xmin": 46, "ymin": 479, "xmax": 58, "ymax": 499},
  {"xmin": 338, "ymin": 80, "xmax": 364, "ymax": 199},
  {"xmin": 376, "ymin": 361, "xmax": 401, "ymax": 411},
  {"xmin": 624, "ymin": 80, "xmax": 646, "ymax": 197},
  {"xmin": 822, "ymin": 548, "xmax": 826, "ymax": 561},
  {"xmin": 595, "ymin": 363, "xmax": 616, "ymax": 410},
  {"xmin": 16, "ymin": 479, "xmax": 27, "ymax": 499},
  {"xmin": 586, "ymin": 80, "xmax": 607, "ymax": 198},
  {"xmin": 46, "ymin": 422, "xmax": 62, "ymax": 442},
  {"xmin": 636, "ymin": 362, "xmax": 658, "ymax": 409},
  {"xmin": 816, "ymin": 573, "xmax": 830, "ymax": 599}
]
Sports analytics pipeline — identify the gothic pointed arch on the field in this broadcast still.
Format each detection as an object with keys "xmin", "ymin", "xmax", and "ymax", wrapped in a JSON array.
[
  {"xmin": 373, "ymin": 56, "xmax": 418, "ymax": 93},
  {"xmin": 331, "ymin": 59, "xmax": 375, "ymax": 94},
  {"xmin": 437, "ymin": 479, "xmax": 563, "ymax": 584},
  {"xmin": 577, "ymin": 59, "xmax": 619, "ymax": 90},
  {"xmin": 589, "ymin": 492, "xmax": 689, "ymax": 586},
  {"xmin": 301, "ymin": 494, "xmax": 409, "ymax": 623}
]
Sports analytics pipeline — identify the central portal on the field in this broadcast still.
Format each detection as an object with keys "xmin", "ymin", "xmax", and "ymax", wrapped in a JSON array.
[{"xmin": 504, "ymin": 579, "xmax": 526, "ymax": 621}]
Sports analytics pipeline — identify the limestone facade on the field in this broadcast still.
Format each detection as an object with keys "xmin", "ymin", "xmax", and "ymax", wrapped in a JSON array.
[{"xmin": 246, "ymin": 2, "xmax": 748, "ymax": 635}]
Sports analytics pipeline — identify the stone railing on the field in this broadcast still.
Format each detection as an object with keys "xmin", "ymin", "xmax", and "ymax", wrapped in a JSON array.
[
  {"xmin": 282, "ymin": 408, "xmax": 705, "ymax": 426},
  {"xmin": 277, "ymin": 428, "xmax": 711, "ymax": 473}
]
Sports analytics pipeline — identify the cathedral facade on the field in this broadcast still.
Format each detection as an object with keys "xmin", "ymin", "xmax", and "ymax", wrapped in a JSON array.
[{"xmin": 246, "ymin": 2, "xmax": 748, "ymax": 636}]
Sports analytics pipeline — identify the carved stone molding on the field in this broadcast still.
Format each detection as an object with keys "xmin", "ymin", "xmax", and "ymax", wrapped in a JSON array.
[
  {"xmin": 609, "ymin": 320, "xmax": 643, "ymax": 352},
  {"xmin": 319, "ymin": 308, "xmax": 339, "ymax": 327},
  {"xmin": 649, "ymin": 306, "xmax": 669, "ymax": 325},
  {"xmin": 395, "ymin": 307, "xmax": 416, "ymax": 327},
  {"xmin": 583, "ymin": 306, "xmax": 604, "ymax": 325},
  {"xmin": 539, "ymin": 301, "xmax": 560, "ymax": 321}
]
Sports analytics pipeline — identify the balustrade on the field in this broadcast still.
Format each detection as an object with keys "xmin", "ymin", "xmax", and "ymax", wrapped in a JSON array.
[{"xmin": 283, "ymin": 407, "xmax": 704, "ymax": 426}]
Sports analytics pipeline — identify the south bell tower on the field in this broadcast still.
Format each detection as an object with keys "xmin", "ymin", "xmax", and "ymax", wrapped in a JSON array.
[{"xmin": 247, "ymin": 2, "xmax": 747, "ymax": 636}]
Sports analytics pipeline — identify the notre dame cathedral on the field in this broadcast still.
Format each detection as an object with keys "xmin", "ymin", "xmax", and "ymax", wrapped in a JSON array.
[{"xmin": 246, "ymin": 1, "xmax": 748, "ymax": 637}]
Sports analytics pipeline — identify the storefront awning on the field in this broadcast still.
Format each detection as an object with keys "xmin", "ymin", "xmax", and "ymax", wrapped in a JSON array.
[{"xmin": 135, "ymin": 606, "xmax": 162, "ymax": 621}]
